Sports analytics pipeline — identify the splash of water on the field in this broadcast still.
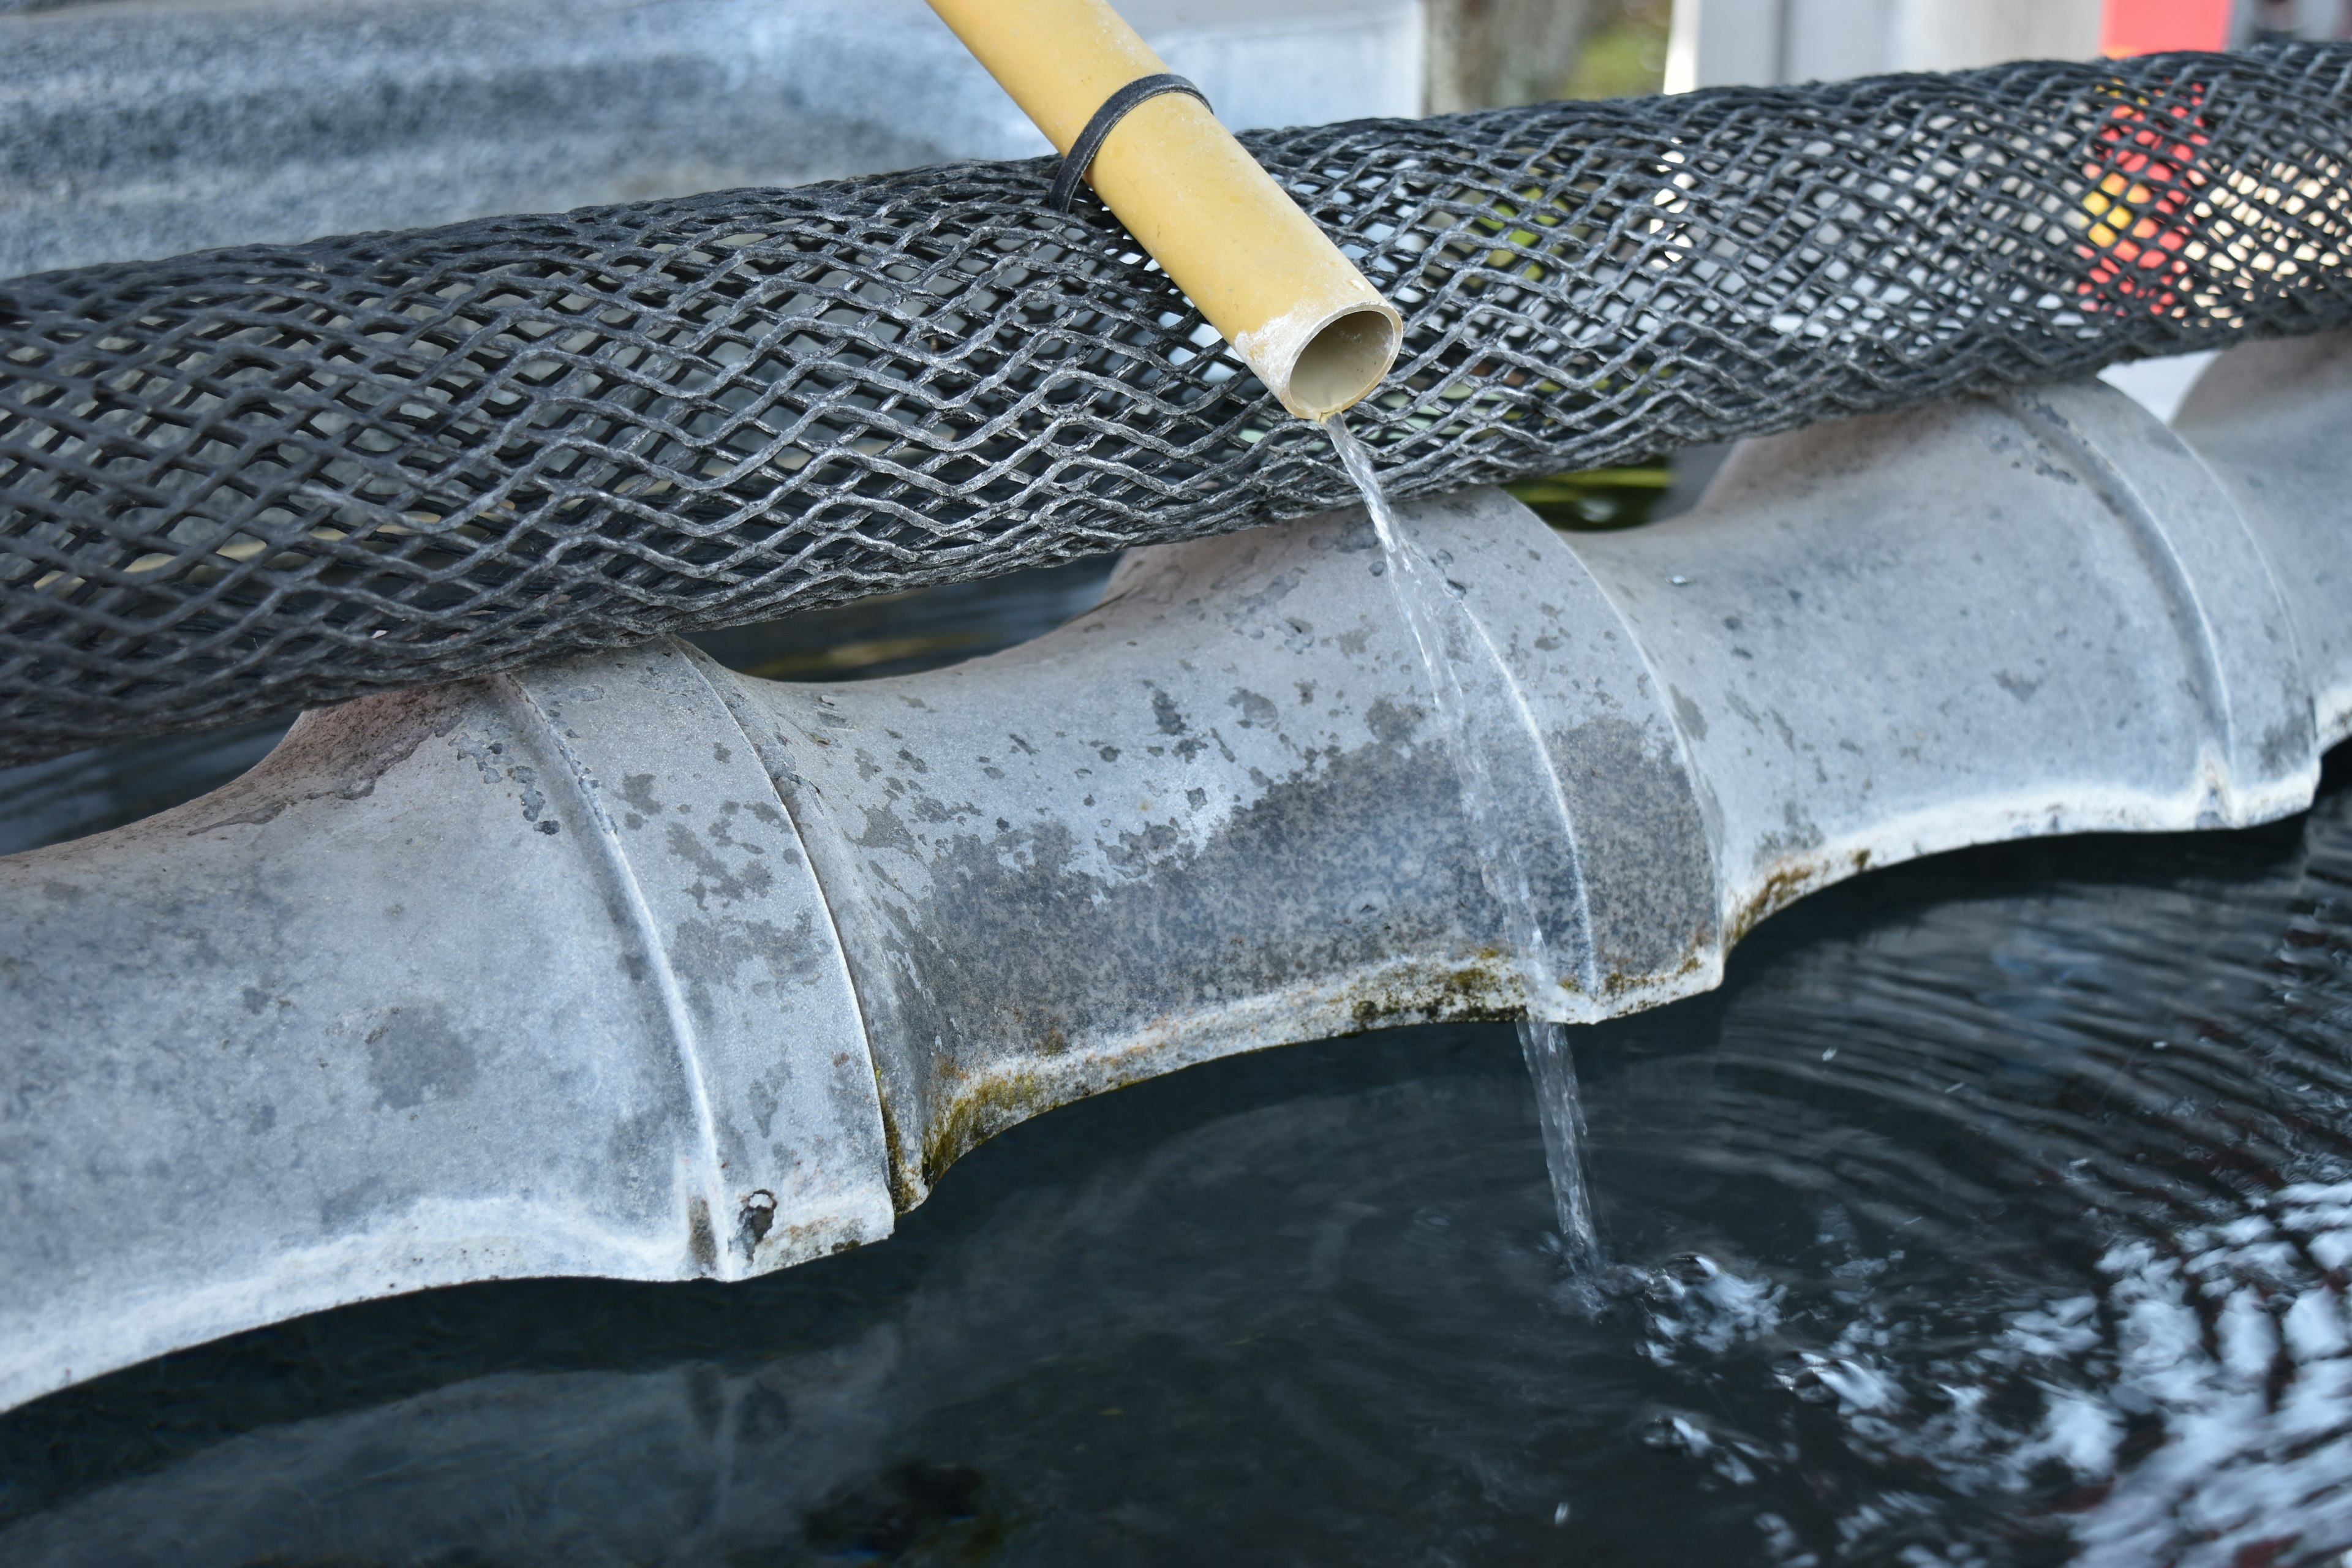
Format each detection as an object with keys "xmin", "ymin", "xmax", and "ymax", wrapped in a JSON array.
[{"xmin": 1324, "ymin": 413, "xmax": 1602, "ymax": 1268}]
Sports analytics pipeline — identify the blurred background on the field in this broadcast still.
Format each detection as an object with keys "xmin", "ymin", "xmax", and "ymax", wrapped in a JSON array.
[
  {"xmin": 1437, "ymin": 0, "xmax": 2350, "ymax": 113},
  {"xmin": 6, "ymin": 0, "xmax": 2346, "ymax": 281}
]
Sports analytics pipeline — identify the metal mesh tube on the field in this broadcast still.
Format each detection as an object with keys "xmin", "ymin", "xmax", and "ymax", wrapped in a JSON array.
[{"xmin": 4, "ymin": 44, "xmax": 2350, "ymax": 763}]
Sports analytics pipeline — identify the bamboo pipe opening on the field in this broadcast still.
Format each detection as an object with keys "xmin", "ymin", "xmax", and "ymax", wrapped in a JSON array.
[{"xmin": 1287, "ymin": 307, "xmax": 1400, "ymax": 421}]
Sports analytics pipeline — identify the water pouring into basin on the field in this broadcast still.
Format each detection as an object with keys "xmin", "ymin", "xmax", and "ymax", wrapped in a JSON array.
[
  {"xmin": 927, "ymin": 0, "xmax": 1608, "ymax": 1255},
  {"xmin": 1328, "ymin": 414, "xmax": 1604, "ymax": 1270}
]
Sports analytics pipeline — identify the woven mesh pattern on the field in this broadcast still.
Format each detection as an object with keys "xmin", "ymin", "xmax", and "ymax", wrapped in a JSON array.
[{"xmin": 6, "ymin": 44, "xmax": 2351, "ymax": 763}]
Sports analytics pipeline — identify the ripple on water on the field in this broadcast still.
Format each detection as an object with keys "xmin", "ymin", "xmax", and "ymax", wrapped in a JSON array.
[{"xmin": 4, "ymin": 772, "xmax": 2352, "ymax": 1563}]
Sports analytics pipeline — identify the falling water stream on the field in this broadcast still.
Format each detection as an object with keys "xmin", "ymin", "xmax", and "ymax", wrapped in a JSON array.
[{"xmin": 1325, "ymin": 415, "xmax": 1604, "ymax": 1269}]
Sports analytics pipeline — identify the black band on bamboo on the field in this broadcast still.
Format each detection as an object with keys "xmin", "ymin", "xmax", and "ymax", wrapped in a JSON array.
[{"xmin": 1048, "ymin": 74, "xmax": 1212, "ymax": 213}]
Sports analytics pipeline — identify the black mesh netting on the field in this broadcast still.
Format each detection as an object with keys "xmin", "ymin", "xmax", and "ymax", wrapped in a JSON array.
[{"xmin": 5, "ymin": 44, "xmax": 2351, "ymax": 764}]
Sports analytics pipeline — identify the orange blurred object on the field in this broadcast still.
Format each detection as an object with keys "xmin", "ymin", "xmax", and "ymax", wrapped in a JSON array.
[
  {"xmin": 2101, "ymin": 0, "xmax": 2234, "ymax": 55},
  {"xmin": 2073, "ymin": 82, "xmax": 2214, "ymax": 317}
]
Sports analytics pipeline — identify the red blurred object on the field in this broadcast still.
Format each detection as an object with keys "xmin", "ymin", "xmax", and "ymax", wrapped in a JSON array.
[
  {"xmin": 2075, "ymin": 83, "xmax": 2214, "ymax": 317},
  {"xmin": 2101, "ymin": 0, "xmax": 2234, "ymax": 55}
]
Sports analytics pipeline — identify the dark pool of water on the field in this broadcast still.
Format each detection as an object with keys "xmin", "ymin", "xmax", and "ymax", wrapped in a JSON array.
[{"xmin": 5, "ymin": 526, "xmax": 2351, "ymax": 1566}]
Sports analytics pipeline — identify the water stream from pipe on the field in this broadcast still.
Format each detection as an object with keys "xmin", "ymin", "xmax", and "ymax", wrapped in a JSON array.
[{"xmin": 1325, "ymin": 414, "xmax": 1603, "ymax": 1269}]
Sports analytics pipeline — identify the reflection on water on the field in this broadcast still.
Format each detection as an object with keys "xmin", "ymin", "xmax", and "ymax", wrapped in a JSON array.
[{"xmin": 4, "ymin": 755, "xmax": 2350, "ymax": 1561}]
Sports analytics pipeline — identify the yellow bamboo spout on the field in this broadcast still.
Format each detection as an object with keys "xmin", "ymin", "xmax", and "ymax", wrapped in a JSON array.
[{"xmin": 925, "ymin": 0, "xmax": 1401, "ymax": 420}]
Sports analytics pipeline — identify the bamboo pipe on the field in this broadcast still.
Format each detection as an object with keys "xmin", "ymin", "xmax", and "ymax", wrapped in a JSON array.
[{"xmin": 925, "ymin": 0, "xmax": 1402, "ymax": 420}]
